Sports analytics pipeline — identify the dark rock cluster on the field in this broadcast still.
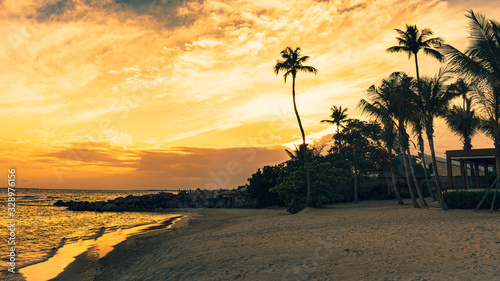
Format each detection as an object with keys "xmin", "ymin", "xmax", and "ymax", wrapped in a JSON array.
[{"xmin": 53, "ymin": 188, "xmax": 257, "ymax": 212}]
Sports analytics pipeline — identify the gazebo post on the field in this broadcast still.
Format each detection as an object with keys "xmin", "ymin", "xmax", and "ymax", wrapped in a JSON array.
[
  {"xmin": 446, "ymin": 152, "xmax": 453, "ymax": 190},
  {"xmin": 485, "ymin": 164, "xmax": 490, "ymax": 189},
  {"xmin": 474, "ymin": 163, "xmax": 480, "ymax": 189},
  {"xmin": 460, "ymin": 160, "xmax": 467, "ymax": 190}
]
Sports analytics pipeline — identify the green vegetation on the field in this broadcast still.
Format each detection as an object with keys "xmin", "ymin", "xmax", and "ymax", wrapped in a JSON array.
[
  {"xmin": 443, "ymin": 191, "xmax": 500, "ymax": 209},
  {"xmin": 271, "ymin": 159, "xmax": 348, "ymax": 214}
]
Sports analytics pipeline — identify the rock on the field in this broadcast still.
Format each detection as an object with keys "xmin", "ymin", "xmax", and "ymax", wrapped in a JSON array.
[
  {"xmin": 101, "ymin": 203, "xmax": 119, "ymax": 212},
  {"xmin": 165, "ymin": 200, "xmax": 177, "ymax": 209},
  {"xmin": 194, "ymin": 188, "xmax": 203, "ymax": 198},
  {"xmin": 114, "ymin": 197, "xmax": 125, "ymax": 205},
  {"xmin": 54, "ymin": 200, "xmax": 65, "ymax": 206}
]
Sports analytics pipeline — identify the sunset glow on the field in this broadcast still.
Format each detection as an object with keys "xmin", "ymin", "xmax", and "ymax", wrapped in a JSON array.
[{"xmin": 2, "ymin": 0, "xmax": 499, "ymax": 189}]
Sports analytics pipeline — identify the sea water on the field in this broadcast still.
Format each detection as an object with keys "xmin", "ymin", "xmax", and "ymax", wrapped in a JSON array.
[{"xmin": 0, "ymin": 188, "xmax": 180, "ymax": 279}]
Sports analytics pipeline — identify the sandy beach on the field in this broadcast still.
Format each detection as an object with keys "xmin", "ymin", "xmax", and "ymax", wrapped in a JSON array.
[{"xmin": 34, "ymin": 199, "xmax": 498, "ymax": 281}]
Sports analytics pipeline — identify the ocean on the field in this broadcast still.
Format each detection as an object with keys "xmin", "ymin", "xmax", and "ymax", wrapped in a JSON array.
[{"xmin": 1, "ymin": 188, "xmax": 180, "ymax": 280}]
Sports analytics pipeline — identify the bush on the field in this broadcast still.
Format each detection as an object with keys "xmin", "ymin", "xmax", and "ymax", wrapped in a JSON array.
[
  {"xmin": 271, "ymin": 160, "xmax": 348, "ymax": 214},
  {"xmin": 246, "ymin": 164, "xmax": 286, "ymax": 208},
  {"xmin": 443, "ymin": 190, "xmax": 500, "ymax": 209}
]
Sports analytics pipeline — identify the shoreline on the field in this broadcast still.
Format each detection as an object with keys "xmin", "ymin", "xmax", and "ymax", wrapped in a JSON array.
[
  {"xmin": 50, "ymin": 200, "xmax": 499, "ymax": 281},
  {"xmin": 18, "ymin": 214, "xmax": 185, "ymax": 281}
]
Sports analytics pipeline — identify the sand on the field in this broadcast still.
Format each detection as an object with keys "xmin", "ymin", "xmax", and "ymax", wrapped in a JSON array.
[{"xmin": 24, "ymin": 199, "xmax": 500, "ymax": 280}]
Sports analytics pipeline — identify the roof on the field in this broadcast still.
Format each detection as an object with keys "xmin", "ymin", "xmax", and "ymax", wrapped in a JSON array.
[{"xmin": 446, "ymin": 148, "xmax": 496, "ymax": 165}]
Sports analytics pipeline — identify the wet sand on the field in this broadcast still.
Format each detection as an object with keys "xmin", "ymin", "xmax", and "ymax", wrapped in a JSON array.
[{"xmin": 17, "ymin": 215, "xmax": 182, "ymax": 281}]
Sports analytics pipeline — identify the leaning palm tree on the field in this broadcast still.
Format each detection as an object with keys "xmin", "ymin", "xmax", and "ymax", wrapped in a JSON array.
[
  {"xmin": 387, "ymin": 24, "xmax": 444, "ymax": 93},
  {"xmin": 274, "ymin": 47, "xmax": 318, "ymax": 209},
  {"xmin": 396, "ymin": 72, "xmax": 429, "ymax": 208},
  {"xmin": 359, "ymin": 89, "xmax": 405, "ymax": 205},
  {"xmin": 414, "ymin": 68, "xmax": 460, "ymax": 210},
  {"xmin": 321, "ymin": 105, "xmax": 349, "ymax": 133},
  {"xmin": 440, "ymin": 10, "xmax": 500, "ymax": 212},
  {"xmin": 360, "ymin": 72, "xmax": 422, "ymax": 207}
]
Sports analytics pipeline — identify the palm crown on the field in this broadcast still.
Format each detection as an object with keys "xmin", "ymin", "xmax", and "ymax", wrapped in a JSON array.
[
  {"xmin": 387, "ymin": 24, "xmax": 444, "ymax": 61},
  {"xmin": 274, "ymin": 47, "xmax": 318, "ymax": 82},
  {"xmin": 321, "ymin": 105, "xmax": 349, "ymax": 132},
  {"xmin": 440, "ymin": 10, "xmax": 500, "ymax": 87}
]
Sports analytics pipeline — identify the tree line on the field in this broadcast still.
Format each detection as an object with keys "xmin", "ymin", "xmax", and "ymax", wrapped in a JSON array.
[{"xmin": 249, "ymin": 10, "xmax": 500, "ymax": 214}]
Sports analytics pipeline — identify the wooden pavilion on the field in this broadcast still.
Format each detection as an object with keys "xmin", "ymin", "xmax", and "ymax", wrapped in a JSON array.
[{"xmin": 445, "ymin": 148, "xmax": 496, "ymax": 189}]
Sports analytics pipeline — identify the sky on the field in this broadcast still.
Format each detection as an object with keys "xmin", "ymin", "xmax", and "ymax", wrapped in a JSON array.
[{"xmin": 1, "ymin": 0, "xmax": 499, "ymax": 190}]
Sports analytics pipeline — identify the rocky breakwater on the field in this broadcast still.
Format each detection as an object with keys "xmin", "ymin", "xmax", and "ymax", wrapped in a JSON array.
[{"xmin": 53, "ymin": 188, "xmax": 257, "ymax": 212}]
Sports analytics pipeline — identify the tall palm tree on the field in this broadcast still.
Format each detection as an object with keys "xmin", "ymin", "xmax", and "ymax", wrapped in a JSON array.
[
  {"xmin": 274, "ymin": 47, "xmax": 318, "ymax": 209},
  {"xmin": 414, "ymin": 68, "xmax": 460, "ymax": 210},
  {"xmin": 359, "ymin": 88, "xmax": 405, "ymax": 205},
  {"xmin": 387, "ymin": 24, "xmax": 444, "ymax": 93},
  {"xmin": 440, "ymin": 10, "xmax": 500, "ymax": 211},
  {"xmin": 321, "ymin": 105, "xmax": 349, "ymax": 133}
]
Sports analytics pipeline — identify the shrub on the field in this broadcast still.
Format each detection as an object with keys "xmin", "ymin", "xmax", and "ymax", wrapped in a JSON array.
[
  {"xmin": 443, "ymin": 190, "xmax": 500, "ymax": 209},
  {"xmin": 271, "ymin": 160, "xmax": 348, "ymax": 214},
  {"xmin": 246, "ymin": 164, "xmax": 286, "ymax": 208}
]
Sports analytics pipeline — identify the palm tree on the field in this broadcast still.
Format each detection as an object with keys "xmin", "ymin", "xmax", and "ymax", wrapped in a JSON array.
[
  {"xmin": 396, "ymin": 72, "xmax": 429, "ymax": 208},
  {"xmin": 321, "ymin": 105, "xmax": 351, "ymax": 187},
  {"xmin": 445, "ymin": 80, "xmax": 481, "ymax": 150},
  {"xmin": 445, "ymin": 80, "xmax": 481, "ymax": 188},
  {"xmin": 321, "ymin": 105, "xmax": 349, "ymax": 133},
  {"xmin": 414, "ymin": 68, "xmax": 460, "ymax": 210},
  {"xmin": 360, "ymin": 72, "xmax": 421, "ymax": 207},
  {"xmin": 440, "ymin": 10, "xmax": 500, "ymax": 211},
  {"xmin": 387, "ymin": 24, "xmax": 444, "ymax": 93},
  {"xmin": 359, "ymin": 88, "xmax": 405, "ymax": 205},
  {"xmin": 274, "ymin": 47, "xmax": 318, "ymax": 209}
]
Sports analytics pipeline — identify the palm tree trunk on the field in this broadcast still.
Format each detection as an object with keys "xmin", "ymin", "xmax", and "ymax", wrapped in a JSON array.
[
  {"xmin": 426, "ymin": 126, "xmax": 448, "ymax": 210},
  {"xmin": 354, "ymin": 169, "xmax": 358, "ymax": 203},
  {"xmin": 402, "ymin": 149, "xmax": 420, "ymax": 208},
  {"xmin": 292, "ymin": 76, "xmax": 311, "ymax": 208},
  {"xmin": 414, "ymin": 53, "xmax": 421, "ymax": 92},
  {"xmin": 491, "ymin": 143, "xmax": 500, "ymax": 213},
  {"xmin": 336, "ymin": 127, "xmax": 351, "ymax": 200},
  {"xmin": 420, "ymin": 149, "xmax": 436, "ymax": 200},
  {"xmin": 407, "ymin": 147, "xmax": 428, "ymax": 207},
  {"xmin": 398, "ymin": 122, "xmax": 419, "ymax": 208},
  {"xmin": 389, "ymin": 151, "xmax": 405, "ymax": 205}
]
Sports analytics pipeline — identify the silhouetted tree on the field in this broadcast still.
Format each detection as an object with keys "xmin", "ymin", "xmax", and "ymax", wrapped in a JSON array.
[
  {"xmin": 321, "ymin": 105, "xmax": 349, "ymax": 133},
  {"xmin": 359, "ymin": 91, "xmax": 405, "ymax": 205},
  {"xmin": 413, "ymin": 68, "xmax": 460, "ymax": 209},
  {"xmin": 274, "ymin": 47, "xmax": 318, "ymax": 210},
  {"xmin": 440, "ymin": 10, "xmax": 500, "ymax": 212},
  {"xmin": 387, "ymin": 24, "xmax": 444, "ymax": 94}
]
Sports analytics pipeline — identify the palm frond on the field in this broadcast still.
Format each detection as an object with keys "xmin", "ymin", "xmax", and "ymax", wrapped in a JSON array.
[
  {"xmin": 424, "ymin": 48, "xmax": 445, "ymax": 62},
  {"xmin": 439, "ymin": 44, "xmax": 492, "ymax": 85},
  {"xmin": 298, "ymin": 65, "xmax": 318, "ymax": 75},
  {"xmin": 387, "ymin": 46, "xmax": 410, "ymax": 54}
]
